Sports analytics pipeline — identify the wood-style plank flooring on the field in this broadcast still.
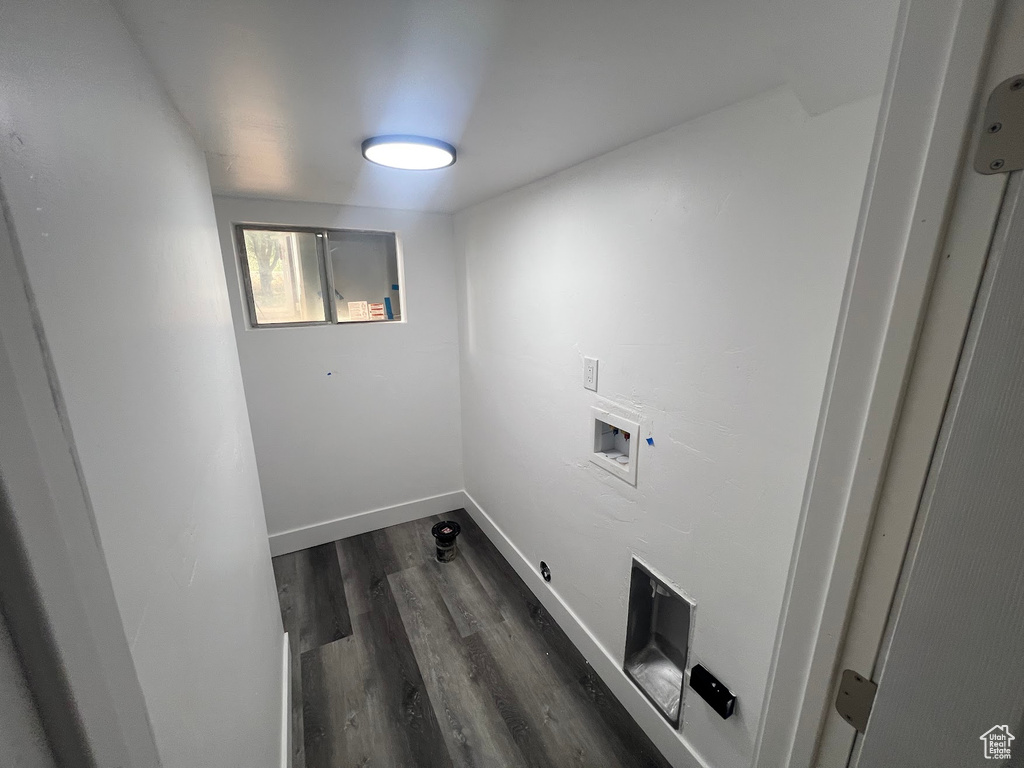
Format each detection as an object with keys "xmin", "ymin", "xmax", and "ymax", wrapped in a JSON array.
[{"xmin": 273, "ymin": 509, "xmax": 672, "ymax": 768}]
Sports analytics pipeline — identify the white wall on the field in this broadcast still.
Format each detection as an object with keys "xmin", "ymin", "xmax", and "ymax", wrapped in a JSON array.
[
  {"xmin": 454, "ymin": 88, "xmax": 879, "ymax": 767},
  {"xmin": 214, "ymin": 197, "xmax": 463, "ymax": 544},
  {"xmin": 0, "ymin": 1, "xmax": 285, "ymax": 766}
]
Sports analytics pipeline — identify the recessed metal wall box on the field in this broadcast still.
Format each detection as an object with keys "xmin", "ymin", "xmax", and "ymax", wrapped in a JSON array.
[{"xmin": 623, "ymin": 559, "xmax": 694, "ymax": 728}]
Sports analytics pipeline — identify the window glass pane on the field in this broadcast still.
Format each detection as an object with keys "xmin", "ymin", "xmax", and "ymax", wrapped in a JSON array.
[
  {"xmin": 327, "ymin": 230, "xmax": 402, "ymax": 322},
  {"xmin": 242, "ymin": 229, "xmax": 326, "ymax": 325}
]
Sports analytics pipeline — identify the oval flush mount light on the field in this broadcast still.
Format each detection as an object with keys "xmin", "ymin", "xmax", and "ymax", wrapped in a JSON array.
[{"xmin": 361, "ymin": 135, "xmax": 457, "ymax": 170}]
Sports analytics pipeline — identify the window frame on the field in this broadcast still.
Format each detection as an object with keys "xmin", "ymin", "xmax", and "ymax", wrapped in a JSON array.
[{"xmin": 233, "ymin": 223, "xmax": 403, "ymax": 329}]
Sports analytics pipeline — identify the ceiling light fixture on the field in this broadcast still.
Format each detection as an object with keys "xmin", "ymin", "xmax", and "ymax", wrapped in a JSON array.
[{"xmin": 361, "ymin": 135, "xmax": 457, "ymax": 170}]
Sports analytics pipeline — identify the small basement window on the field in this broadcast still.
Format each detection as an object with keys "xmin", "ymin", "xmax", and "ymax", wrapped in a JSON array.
[{"xmin": 236, "ymin": 225, "xmax": 402, "ymax": 327}]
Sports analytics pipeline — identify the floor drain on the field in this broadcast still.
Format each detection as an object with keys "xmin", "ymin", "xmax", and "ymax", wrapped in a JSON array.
[{"xmin": 431, "ymin": 521, "xmax": 461, "ymax": 562}]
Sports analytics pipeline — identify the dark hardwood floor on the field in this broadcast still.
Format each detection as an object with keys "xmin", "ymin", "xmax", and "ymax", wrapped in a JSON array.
[{"xmin": 273, "ymin": 509, "xmax": 672, "ymax": 768}]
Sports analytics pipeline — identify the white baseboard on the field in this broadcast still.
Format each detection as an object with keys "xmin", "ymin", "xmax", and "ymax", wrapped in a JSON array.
[
  {"xmin": 280, "ymin": 631, "xmax": 290, "ymax": 768},
  {"xmin": 268, "ymin": 491, "xmax": 466, "ymax": 556},
  {"xmin": 460, "ymin": 491, "xmax": 708, "ymax": 768}
]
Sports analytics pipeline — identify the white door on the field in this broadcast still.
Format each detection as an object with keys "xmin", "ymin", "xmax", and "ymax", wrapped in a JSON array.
[{"xmin": 853, "ymin": 174, "xmax": 1024, "ymax": 767}]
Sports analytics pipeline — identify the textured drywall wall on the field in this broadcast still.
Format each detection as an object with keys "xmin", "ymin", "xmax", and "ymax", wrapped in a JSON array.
[
  {"xmin": 454, "ymin": 88, "xmax": 879, "ymax": 767},
  {"xmin": 214, "ymin": 197, "xmax": 463, "ymax": 539},
  {"xmin": 0, "ymin": 1, "xmax": 284, "ymax": 766}
]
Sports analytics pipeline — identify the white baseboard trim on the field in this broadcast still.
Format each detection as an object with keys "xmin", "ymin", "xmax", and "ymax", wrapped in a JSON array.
[
  {"xmin": 268, "ymin": 491, "xmax": 466, "ymax": 556},
  {"xmin": 280, "ymin": 631, "xmax": 291, "ymax": 768},
  {"xmin": 460, "ymin": 491, "xmax": 708, "ymax": 768}
]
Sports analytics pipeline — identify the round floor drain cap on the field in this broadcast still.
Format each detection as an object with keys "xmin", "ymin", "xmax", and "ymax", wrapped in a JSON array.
[{"xmin": 431, "ymin": 520, "xmax": 461, "ymax": 544}]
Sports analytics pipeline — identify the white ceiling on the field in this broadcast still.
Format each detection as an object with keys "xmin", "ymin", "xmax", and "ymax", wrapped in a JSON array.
[{"xmin": 114, "ymin": 0, "xmax": 899, "ymax": 213}]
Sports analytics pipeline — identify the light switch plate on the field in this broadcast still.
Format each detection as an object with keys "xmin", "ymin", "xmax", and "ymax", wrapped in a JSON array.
[{"xmin": 584, "ymin": 357, "xmax": 598, "ymax": 391}]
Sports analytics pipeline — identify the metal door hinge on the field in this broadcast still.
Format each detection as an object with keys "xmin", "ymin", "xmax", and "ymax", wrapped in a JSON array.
[
  {"xmin": 835, "ymin": 669, "xmax": 877, "ymax": 733},
  {"xmin": 975, "ymin": 74, "xmax": 1024, "ymax": 174}
]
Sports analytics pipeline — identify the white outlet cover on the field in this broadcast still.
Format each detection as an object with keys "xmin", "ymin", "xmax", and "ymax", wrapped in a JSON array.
[{"xmin": 584, "ymin": 357, "xmax": 598, "ymax": 392}]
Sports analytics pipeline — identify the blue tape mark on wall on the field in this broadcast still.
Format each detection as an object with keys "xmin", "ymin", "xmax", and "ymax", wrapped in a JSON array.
[
  {"xmin": 646, "ymin": 437, "xmax": 654, "ymax": 446},
  {"xmin": 384, "ymin": 297, "xmax": 394, "ymax": 320},
  {"xmin": 391, "ymin": 284, "xmax": 399, "ymax": 291}
]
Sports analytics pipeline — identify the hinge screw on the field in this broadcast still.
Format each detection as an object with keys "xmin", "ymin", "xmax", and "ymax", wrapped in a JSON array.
[
  {"xmin": 990, "ymin": 159, "xmax": 1006, "ymax": 171},
  {"xmin": 988, "ymin": 122, "xmax": 1002, "ymax": 134}
]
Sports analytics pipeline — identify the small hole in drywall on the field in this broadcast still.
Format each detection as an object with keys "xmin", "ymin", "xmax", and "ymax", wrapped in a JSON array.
[{"xmin": 540, "ymin": 561, "xmax": 551, "ymax": 582}]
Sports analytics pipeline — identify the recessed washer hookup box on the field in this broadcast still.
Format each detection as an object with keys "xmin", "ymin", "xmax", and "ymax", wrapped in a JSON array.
[{"xmin": 623, "ymin": 558, "xmax": 694, "ymax": 728}]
